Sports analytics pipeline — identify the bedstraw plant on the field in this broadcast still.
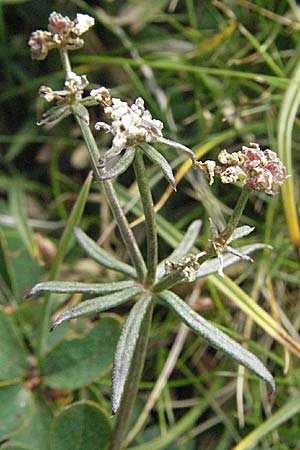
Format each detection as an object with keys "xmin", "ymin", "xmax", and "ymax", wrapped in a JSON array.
[{"xmin": 25, "ymin": 10, "xmax": 289, "ymax": 450}]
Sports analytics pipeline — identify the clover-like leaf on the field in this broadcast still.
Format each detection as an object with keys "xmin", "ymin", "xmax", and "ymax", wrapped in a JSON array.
[
  {"xmin": 159, "ymin": 290, "xmax": 275, "ymax": 393},
  {"xmin": 51, "ymin": 286, "xmax": 142, "ymax": 330},
  {"xmin": 74, "ymin": 227, "xmax": 136, "ymax": 278},
  {"xmin": 27, "ymin": 280, "xmax": 137, "ymax": 297},
  {"xmin": 112, "ymin": 293, "xmax": 153, "ymax": 415},
  {"xmin": 49, "ymin": 401, "xmax": 111, "ymax": 450},
  {"xmin": 98, "ymin": 147, "xmax": 136, "ymax": 180},
  {"xmin": 141, "ymin": 143, "xmax": 176, "ymax": 190}
]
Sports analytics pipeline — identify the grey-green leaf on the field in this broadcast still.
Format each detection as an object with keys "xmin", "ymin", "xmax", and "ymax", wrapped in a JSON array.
[
  {"xmin": 141, "ymin": 143, "xmax": 176, "ymax": 190},
  {"xmin": 27, "ymin": 280, "xmax": 137, "ymax": 298},
  {"xmin": 159, "ymin": 290, "xmax": 275, "ymax": 393},
  {"xmin": 195, "ymin": 244, "xmax": 267, "ymax": 279},
  {"xmin": 74, "ymin": 227, "xmax": 136, "ymax": 278},
  {"xmin": 112, "ymin": 293, "xmax": 153, "ymax": 415},
  {"xmin": 227, "ymin": 225, "xmax": 255, "ymax": 244},
  {"xmin": 98, "ymin": 147, "xmax": 136, "ymax": 180},
  {"xmin": 157, "ymin": 220, "xmax": 202, "ymax": 279},
  {"xmin": 51, "ymin": 286, "xmax": 142, "ymax": 330}
]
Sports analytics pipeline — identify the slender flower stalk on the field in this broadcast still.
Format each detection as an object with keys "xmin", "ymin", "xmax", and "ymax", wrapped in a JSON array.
[
  {"xmin": 133, "ymin": 152, "xmax": 157, "ymax": 285},
  {"xmin": 220, "ymin": 185, "xmax": 251, "ymax": 242}
]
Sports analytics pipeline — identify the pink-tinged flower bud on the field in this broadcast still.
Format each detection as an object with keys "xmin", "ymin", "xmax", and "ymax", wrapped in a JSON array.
[
  {"xmin": 28, "ymin": 30, "xmax": 53, "ymax": 60},
  {"xmin": 241, "ymin": 143, "xmax": 287, "ymax": 194}
]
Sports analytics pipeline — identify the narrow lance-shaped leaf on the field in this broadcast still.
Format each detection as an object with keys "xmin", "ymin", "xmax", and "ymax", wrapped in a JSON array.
[
  {"xmin": 51, "ymin": 286, "xmax": 142, "ymax": 330},
  {"xmin": 156, "ymin": 219, "xmax": 202, "ymax": 279},
  {"xmin": 27, "ymin": 280, "xmax": 137, "ymax": 298},
  {"xmin": 98, "ymin": 147, "xmax": 136, "ymax": 181},
  {"xmin": 112, "ymin": 293, "xmax": 153, "ymax": 415},
  {"xmin": 74, "ymin": 227, "xmax": 136, "ymax": 279},
  {"xmin": 141, "ymin": 143, "xmax": 176, "ymax": 190},
  {"xmin": 159, "ymin": 290, "xmax": 275, "ymax": 393},
  {"xmin": 195, "ymin": 244, "xmax": 268, "ymax": 280}
]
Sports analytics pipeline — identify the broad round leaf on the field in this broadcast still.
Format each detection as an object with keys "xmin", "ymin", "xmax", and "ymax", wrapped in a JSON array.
[
  {"xmin": 41, "ymin": 316, "xmax": 121, "ymax": 389},
  {"xmin": 0, "ymin": 384, "xmax": 32, "ymax": 439},
  {"xmin": 0, "ymin": 311, "xmax": 28, "ymax": 380},
  {"xmin": 12, "ymin": 397, "xmax": 52, "ymax": 450},
  {"xmin": 49, "ymin": 401, "xmax": 111, "ymax": 450}
]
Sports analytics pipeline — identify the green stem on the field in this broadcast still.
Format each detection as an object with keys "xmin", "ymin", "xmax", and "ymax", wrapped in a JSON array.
[
  {"xmin": 220, "ymin": 185, "xmax": 251, "ymax": 241},
  {"xmin": 133, "ymin": 152, "xmax": 157, "ymax": 285},
  {"xmin": 59, "ymin": 48, "xmax": 72, "ymax": 78},
  {"xmin": 153, "ymin": 271, "xmax": 184, "ymax": 293},
  {"xmin": 110, "ymin": 302, "xmax": 154, "ymax": 450},
  {"xmin": 102, "ymin": 180, "xmax": 147, "ymax": 282},
  {"xmin": 72, "ymin": 107, "xmax": 147, "ymax": 282}
]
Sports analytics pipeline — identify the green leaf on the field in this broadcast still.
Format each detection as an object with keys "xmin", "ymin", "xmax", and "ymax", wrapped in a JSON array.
[
  {"xmin": 0, "ymin": 444, "xmax": 34, "ymax": 450},
  {"xmin": 0, "ymin": 310, "xmax": 27, "ymax": 381},
  {"xmin": 51, "ymin": 286, "xmax": 142, "ymax": 330},
  {"xmin": 9, "ymin": 183, "xmax": 40, "ymax": 262},
  {"xmin": 50, "ymin": 172, "xmax": 94, "ymax": 281},
  {"xmin": 156, "ymin": 220, "xmax": 202, "ymax": 279},
  {"xmin": 112, "ymin": 293, "xmax": 153, "ymax": 415},
  {"xmin": 0, "ymin": 228, "xmax": 44, "ymax": 301},
  {"xmin": 195, "ymin": 244, "xmax": 267, "ymax": 279},
  {"xmin": 27, "ymin": 280, "xmax": 137, "ymax": 298},
  {"xmin": 49, "ymin": 401, "xmax": 112, "ymax": 450},
  {"xmin": 0, "ymin": 384, "xmax": 32, "ymax": 439},
  {"xmin": 141, "ymin": 144, "xmax": 176, "ymax": 190},
  {"xmin": 159, "ymin": 290, "xmax": 275, "ymax": 393},
  {"xmin": 42, "ymin": 316, "xmax": 121, "ymax": 389},
  {"xmin": 37, "ymin": 171, "xmax": 93, "ymax": 357},
  {"xmin": 98, "ymin": 147, "xmax": 136, "ymax": 180},
  {"xmin": 74, "ymin": 227, "xmax": 136, "ymax": 278},
  {"xmin": 12, "ymin": 397, "xmax": 52, "ymax": 450}
]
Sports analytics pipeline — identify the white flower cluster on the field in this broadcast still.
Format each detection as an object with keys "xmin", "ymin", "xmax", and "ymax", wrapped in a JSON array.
[{"xmin": 91, "ymin": 88, "xmax": 164, "ymax": 156}]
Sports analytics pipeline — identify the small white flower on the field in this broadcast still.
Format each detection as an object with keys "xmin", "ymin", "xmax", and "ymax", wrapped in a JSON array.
[{"xmin": 74, "ymin": 14, "xmax": 95, "ymax": 35}]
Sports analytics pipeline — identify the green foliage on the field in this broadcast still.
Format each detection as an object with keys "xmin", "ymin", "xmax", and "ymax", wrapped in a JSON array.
[
  {"xmin": 42, "ymin": 316, "xmax": 121, "ymax": 389},
  {"xmin": 1, "ymin": 1, "xmax": 300, "ymax": 449},
  {"xmin": 49, "ymin": 401, "xmax": 112, "ymax": 450}
]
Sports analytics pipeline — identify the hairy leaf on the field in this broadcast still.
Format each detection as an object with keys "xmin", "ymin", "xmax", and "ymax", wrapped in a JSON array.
[
  {"xmin": 159, "ymin": 290, "xmax": 275, "ymax": 392},
  {"xmin": 27, "ymin": 280, "xmax": 136, "ymax": 298},
  {"xmin": 141, "ymin": 144, "xmax": 176, "ymax": 190},
  {"xmin": 51, "ymin": 286, "xmax": 142, "ymax": 330},
  {"xmin": 112, "ymin": 293, "xmax": 153, "ymax": 415},
  {"xmin": 98, "ymin": 147, "xmax": 136, "ymax": 180},
  {"xmin": 195, "ymin": 244, "xmax": 267, "ymax": 279},
  {"xmin": 74, "ymin": 227, "xmax": 136, "ymax": 278}
]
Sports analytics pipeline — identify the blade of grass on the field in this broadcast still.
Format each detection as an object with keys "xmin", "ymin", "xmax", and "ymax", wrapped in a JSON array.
[
  {"xmin": 232, "ymin": 393, "xmax": 300, "ymax": 450},
  {"xmin": 210, "ymin": 274, "xmax": 300, "ymax": 358},
  {"xmin": 277, "ymin": 58, "xmax": 300, "ymax": 255},
  {"xmin": 36, "ymin": 171, "xmax": 93, "ymax": 360}
]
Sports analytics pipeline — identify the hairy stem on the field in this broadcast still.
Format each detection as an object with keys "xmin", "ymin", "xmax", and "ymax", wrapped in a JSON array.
[
  {"xmin": 102, "ymin": 180, "xmax": 147, "ymax": 281},
  {"xmin": 110, "ymin": 302, "xmax": 154, "ymax": 450},
  {"xmin": 72, "ymin": 108, "xmax": 146, "ymax": 281},
  {"xmin": 133, "ymin": 151, "xmax": 157, "ymax": 285}
]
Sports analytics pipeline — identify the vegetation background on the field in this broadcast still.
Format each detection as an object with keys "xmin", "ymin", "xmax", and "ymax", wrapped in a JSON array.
[{"xmin": 0, "ymin": 0, "xmax": 299, "ymax": 449}]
